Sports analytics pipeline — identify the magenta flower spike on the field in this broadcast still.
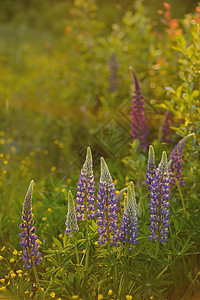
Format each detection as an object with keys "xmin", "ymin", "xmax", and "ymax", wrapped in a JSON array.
[
  {"xmin": 169, "ymin": 133, "xmax": 195, "ymax": 186},
  {"xmin": 130, "ymin": 67, "xmax": 149, "ymax": 151}
]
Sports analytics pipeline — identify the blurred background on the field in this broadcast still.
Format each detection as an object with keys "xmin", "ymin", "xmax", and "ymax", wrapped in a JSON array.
[{"xmin": 0, "ymin": 0, "xmax": 199, "ymax": 187}]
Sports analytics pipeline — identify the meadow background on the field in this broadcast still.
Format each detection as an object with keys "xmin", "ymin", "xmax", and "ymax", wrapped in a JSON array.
[{"xmin": 0, "ymin": 0, "xmax": 200, "ymax": 299}]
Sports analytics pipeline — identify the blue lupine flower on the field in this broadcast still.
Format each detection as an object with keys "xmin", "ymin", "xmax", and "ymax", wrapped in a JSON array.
[
  {"xmin": 76, "ymin": 147, "xmax": 96, "ymax": 220},
  {"xmin": 148, "ymin": 152, "xmax": 172, "ymax": 244},
  {"xmin": 119, "ymin": 182, "xmax": 138, "ymax": 251},
  {"xmin": 130, "ymin": 67, "xmax": 149, "ymax": 151},
  {"xmin": 19, "ymin": 180, "xmax": 42, "ymax": 269},
  {"xmin": 96, "ymin": 157, "xmax": 119, "ymax": 246},
  {"xmin": 65, "ymin": 190, "xmax": 79, "ymax": 236},
  {"xmin": 169, "ymin": 133, "xmax": 194, "ymax": 186},
  {"xmin": 145, "ymin": 145, "xmax": 156, "ymax": 187}
]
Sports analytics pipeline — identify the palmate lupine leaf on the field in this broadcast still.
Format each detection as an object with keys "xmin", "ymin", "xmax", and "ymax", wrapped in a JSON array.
[
  {"xmin": 19, "ymin": 180, "xmax": 42, "ymax": 269},
  {"xmin": 130, "ymin": 67, "xmax": 149, "ymax": 151}
]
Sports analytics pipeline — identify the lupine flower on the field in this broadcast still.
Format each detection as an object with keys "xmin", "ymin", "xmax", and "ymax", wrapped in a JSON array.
[
  {"xmin": 169, "ymin": 133, "xmax": 194, "ymax": 186},
  {"xmin": 145, "ymin": 145, "xmax": 156, "ymax": 187},
  {"xmin": 148, "ymin": 152, "xmax": 172, "ymax": 244},
  {"xmin": 161, "ymin": 111, "xmax": 173, "ymax": 143},
  {"xmin": 19, "ymin": 180, "xmax": 41, "ymax": 269},
  {"xmin": 130, "ymin": 67, "xmax": 149, "ymax": 151},
  {"xmin": 76, "ymin": 147, "xmax": 96, "ymax": 220},
  {"xmin": 109, "ymin": 53, "xmax": 118, "ymax": 92},
  {"xmin": 119, "ymin": 182, "xmax": 138, "ymax": 251},
  {"xmin": 96, "ymin": 157, "xmax": 119, "ymax": 246},
  {"xmin": 65, "ymin": 190, "xmax": 79, "ymax": 236}
]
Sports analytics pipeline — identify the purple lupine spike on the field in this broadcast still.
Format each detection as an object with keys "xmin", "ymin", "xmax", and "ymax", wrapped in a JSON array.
[
  {"xmin": 19, "ymin": 180, "xmax": 42, "ymax": 269},
  {"xmin": 145, "ymin": 145, "xmax": 156, "ymax": 188},
  {"xmin": 148, "ymin": 152, "xmax": 172, "ymax": 244},
  {"xmin": 169, "ymin": 133, "xmax": 195, "ymax": 186},
  {"xmin": 65, "ymin": 190, "xmax": 79, "ymax": 236},
  {"xmin": 161, "ymin": 111, "xmax": 173, "ymax": 143},
  {"xmin": 130, "ymin": 67, "xmax": 149, "ymax": 152},
  {"xmin": 76, "ymin": 147, "xmax": 96, "ymax": 221},
  {"xmin": 96, "ymin": 157, "xmax": 119, "ymax": 246},
  {"xmin": 109, "ymin": 53, "xmax": 118, "ymax": 92},
  {"xmin": 119, "ymin": 182, "xmax": 138, "ymax": 251}
]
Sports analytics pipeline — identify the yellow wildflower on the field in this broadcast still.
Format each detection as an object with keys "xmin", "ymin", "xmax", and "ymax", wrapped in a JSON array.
[
  {"xmin": 2, "ymin": 170, "xmax": 7, "ymax": 174},
  {"xmin": 42, "ymin": 217, "xmax": 47, "ymax": 221},
  {"xmin": 0, "ymin": 255, "xmax": 3, "ymax": 260},
  {"xmin": 59, "ymin": 234, "xmax": 63, "ymax": 238},
  {"xmin": 61, "ymin": 188, "xmax": 65, "ymax": 193},
  {"xmin": 72, "ymin": 296, "xmax": 79, "ymax": 299},
  {"xmin": 126, "ymin": 295, "xmax": 133, "ymax": 300},
  {"xmin": 48, "ymin": 208, "xmax": 52, "ymax": 212},
  {"xmin": 0, "ymin": 287, "xmax": 6, "ymax": 291},
  {"xmin": 0, "ymin": 279, "xmax": 5, "ymax": 283},
  {"xmin": 10, "ymin": 258, "xmax": 15, "ymax": 263},
  {"xmin": 13, "ymin": 250, "xmax": 18, "ymax": 255},
  {"xmin": 11, "ymin": 273, "xmax": 16, "ymax": 278},
  {"xmin": 25, "ymin": 290, "xmax": 29, "ymax": 294},
  {"xmin": 108, "ymin": 289, "xmax": 113, "ymax": 295},
  {"xmin": 98, "ymin": 295, "xmax": 103, "ymax": 300},
  {"xmin": 51, "ymin": 166, "xmax": 56, "ymax": 172},
  {"xmin": 1, "ymin": 246, "xmax": 5, "ymax": 251},
  {"xmin": 50, "ymin": 292, "xmax": 55, "ymax": 298},
  {"xmin": 116, "ymin": 190, "xmax": 120, "ymax": 195},
  {"xmin": 16, "ymin": 270, "xmax": 22, "ymax": 274}
]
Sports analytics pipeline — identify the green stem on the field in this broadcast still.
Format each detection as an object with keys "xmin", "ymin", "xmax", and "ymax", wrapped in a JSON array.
[
  {"xmin": 72, "ymin": 234, "xmax": 79, "ymax": 265},
  {"xmin": 156, "ymin": 240, "xmax": 160, "ymax": 257},
  {"xmin": 32, "ymin": 265, "xmax": 42, "ymax": 299}
]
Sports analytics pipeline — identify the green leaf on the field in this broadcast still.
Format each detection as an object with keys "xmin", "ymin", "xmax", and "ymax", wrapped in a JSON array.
[{"xmin": 52, "ymin": 237, "xmax": 63, "ymax": 249}]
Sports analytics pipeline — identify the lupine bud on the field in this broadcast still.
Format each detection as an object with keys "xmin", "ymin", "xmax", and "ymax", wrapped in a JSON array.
[
  {"xmin": 145, "ymin": 145, "xmax": 156, "ymax": 187},
  {"xmin": 130, "ymin": 67, "xmax": 149, "ymax": 151},
  {"xmin": 76, "ymin": 147, "xmax": 96, "ymax": 220},
  {"xmin": 65, "ymin": 191, "xmax": 79, "ymax": 236},
  {"xmin": 119, "ymin": 182, "xmax": 138, "ymax": 250},
  {"xmin": 148, "ymin": 151, "xmax": 172, "ymax": 244},
  {"xmin": 161, "ymin": 111, "xmax": 173, "ymax": 143},
  {"xmin": 169, "ymin": 133, "xmax": 194, "ymax": 186},
  {"xmin": 96, "ymin": 158, "xmax": 119, "ymax": 246},
  {"xmin": 19, "ymin": 180, "xmax": 41, "ymax": 269}
]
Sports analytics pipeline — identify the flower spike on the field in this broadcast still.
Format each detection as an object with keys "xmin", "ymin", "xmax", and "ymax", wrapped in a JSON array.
[
  {"xmin": 169, "ymin": 133, "xmax": 195, "ymax": 186},
  {"xmin": 96, "ymin": 157, "xmax": 119, "ymax": 246},
  {"xmin": 76, "ymin": 147, "xmax": 96, "ymax": 220},
  {"xmin": 148, "ymin": 151, "xmax": 172, "ymax": 244},
  {"xmin": 19, "ymin": 180, "xmax": 42, "ymax": 269},
  {"xmin": 130, "ymin": 67, "xmax": 149, "ymax": 151},
  {"xmin": 65, "ymin": 191, "xmax": 79, "ymax": 236}
]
